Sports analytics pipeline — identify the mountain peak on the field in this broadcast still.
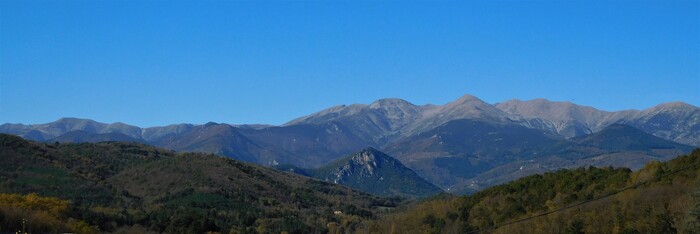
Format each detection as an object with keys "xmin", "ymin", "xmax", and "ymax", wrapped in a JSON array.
[
  {"xmin": 369, "ymin": 98, "xmax": 414, "ymax": 109},
  {"xmin": 358, "ymin": 146, "xmax": 380, "ymax": 154},
  {"xmin": 452, "ymin": 94, "xmax": 484, "ymax": 104},
  {"xmin": 440, "ymin": 94, "xmax": 498, "ymax": 112},
  {"xmin": 57, "ymin": 117, "xmax": 83, "ymax": 121},
  {"xmin": 351, "ymin": 147, "xmax": 387, "ymax": 165},
  {"xmin": 501, "ymin": 98, "xmax": 581, "ymax": 108},
  {"xmin": 314, "ymin": 148, "xmax": 442, "ymax": 197},
  {"xmin": 651, "ymin": 101, "xmax": 698, "ymax": 110},
  {"xmin": 204, "ymin": 122, "xmax": 222, "ymax": 127},
  {"xmin": 55, "ymin": 117, "xmax": 97, "ymax": 124},
  {"xmin": 636, "ymin": 101, "xmax": 699, "ymax": 119}
]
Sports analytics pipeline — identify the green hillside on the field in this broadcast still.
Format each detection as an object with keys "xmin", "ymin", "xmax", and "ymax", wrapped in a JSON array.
[
  {"xmin": 3, "ymin": 131, "xmax": 699, "ymax": 234},
  {"xmin": 357, "ymin": 149, "xmax": 700, "ymax": 233},
  {"xmin": 0, "ymin": 134, "xmax": 399, "ymax": 233}
]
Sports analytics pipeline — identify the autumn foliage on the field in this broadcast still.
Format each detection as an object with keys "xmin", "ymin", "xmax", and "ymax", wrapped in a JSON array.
[{"xmin": 0, "ymin": 193, "xmax": 97, "ymax": 233}]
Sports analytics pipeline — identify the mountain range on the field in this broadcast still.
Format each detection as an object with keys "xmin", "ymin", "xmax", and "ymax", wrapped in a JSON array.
[
  {"xmin": 1, "ymin": 94, "xmax": 697, "ymax": 194},
  {"xmin": 497, "ymin": 99, "xmax": 700, "ymax": 145}
]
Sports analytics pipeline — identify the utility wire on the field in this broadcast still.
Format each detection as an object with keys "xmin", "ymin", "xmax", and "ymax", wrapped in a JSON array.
[{"xmin": 464, "ymin": 159, "xmax": 700, "ymax": 234}]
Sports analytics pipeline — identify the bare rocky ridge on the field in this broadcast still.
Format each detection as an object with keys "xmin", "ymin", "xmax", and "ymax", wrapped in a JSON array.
[
  {"xmin": 496, "ymin": 99, "xmax": 700, "ymax": 146},
  {"xmin": 286, "ymin": 94, "xmax": 513, "ymax": 142},
  {"xmin": 301, "ymin": 147, "xmax": 443, "ymax": 198},
  {"xmin": 6, "ymin": 96, "xmax": 696, "ymax": 148},
  {"xmin": 621, "ymin": 102, "xmax": 700, "ymax": 146},
  {"xmin": 495, "ymin": 99, "xmax": 635, "ymax": 137}
]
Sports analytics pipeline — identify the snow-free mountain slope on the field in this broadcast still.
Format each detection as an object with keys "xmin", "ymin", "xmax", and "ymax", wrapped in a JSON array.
[
  {"xmin": 496, "ymin": 99, "xmax": 636, "ymax": 137},
  {"xmin": 0, "ymin": 117, "xmax": 143, "ymax": 141},
  {"xmin": 285, "ymin": 94, "xmax": 515, "ymax": 142},
  {"xmin": 48, "ymin": 130, "xmax": 144, "ymax": 143},
  {"xmin": 571, "ymin": 124, "xmax": 694, "ymax": 152},
  {"xmin": 496, "ymin": 99, "xmax": 700, "ymax": 146},
  {"xmin": 310, "ymin": 147, "xmax": 442, "ymax": 198},
  {"xmin": 154, "ymin": 122, "xmax": 301, "ymax": 166},
  {"xmin": 237, "ymin": 122, "xmax": 378, "ymax": 167},
  {"xmin": 619, "ymin": 102, "xmax": 700, "ymax": 146},
  {"xmin": 405, "ymin": 94, "xmax": 511, "ymax": 136},
  {"xmin": 285, "ymin": 98, "xmax": 423, "ymax": 144},
  {"xmin": 383, "ymin": 119, "xmax": 563, "ymax": 188}
]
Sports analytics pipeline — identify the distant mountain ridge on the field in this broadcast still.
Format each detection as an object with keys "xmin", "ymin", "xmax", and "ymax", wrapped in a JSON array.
[
  {"xmin": 285, "ymin": 95, "xmax": 514, "ymax": 144},
  {"xmin": 49, "ymin": 130, "xmax": 144, "ymax": 143},
  {"xmin": 496, "ymin": 99, "xmax": 700, "ymax": 145},
  {"xmin": 0, "ymin": 118, "xmax": 378, "ymax": 168},
  {"xmin": 1, "ymin": 94, "xmax": 697, "ymax": 194},
  {"xmin": 4, "ymin": 96, "xmax": 696, "ymax": 147},
  {"xmin": 288, "ymin": 95, "xmax": 699, "ymax": 146}
]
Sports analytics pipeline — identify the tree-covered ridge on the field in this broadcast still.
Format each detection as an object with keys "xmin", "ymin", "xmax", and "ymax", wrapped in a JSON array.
[
  {"xmin": 358, "ymin": 149, "xmax": 700, "ymax": 233},
  {"xmin": 0, "ymin": 134, "xmax": 399, "ymax": 233},
  {"xmin": 3, "ymin": 132, "xmax": 699, "ymax": 233}
]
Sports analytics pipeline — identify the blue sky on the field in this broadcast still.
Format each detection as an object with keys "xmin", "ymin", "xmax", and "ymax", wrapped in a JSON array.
[{"xmin": 1, "ymin": 0, "xmax": 698, "ymax": 127}]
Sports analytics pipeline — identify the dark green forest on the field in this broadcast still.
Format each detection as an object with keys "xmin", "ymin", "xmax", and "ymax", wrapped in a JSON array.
[
  {"xmin": 1, "ymin": 133, "xmax": 699, "ymax": 233},
  {"xmin": 0, "ymin": 134, "xmax": 399, "ymax": 233}
]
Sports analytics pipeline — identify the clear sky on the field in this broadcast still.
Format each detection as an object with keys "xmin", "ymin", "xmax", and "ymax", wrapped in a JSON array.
[{"xmin": 1, "ymin": 0, "xmax": 698, "ymax": 127}]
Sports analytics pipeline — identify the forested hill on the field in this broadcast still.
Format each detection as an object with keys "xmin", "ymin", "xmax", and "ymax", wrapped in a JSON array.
[
  {"xmin": 0, "ymin": 134, "xmax": 400, "ymax": 233},
  {"xmin": 3, "ymin": 132, "xmax": 699, "ymax": 234},
  {"xmin": 356, "ymin": 148, "xmax": 700, "ymax": 233}
]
